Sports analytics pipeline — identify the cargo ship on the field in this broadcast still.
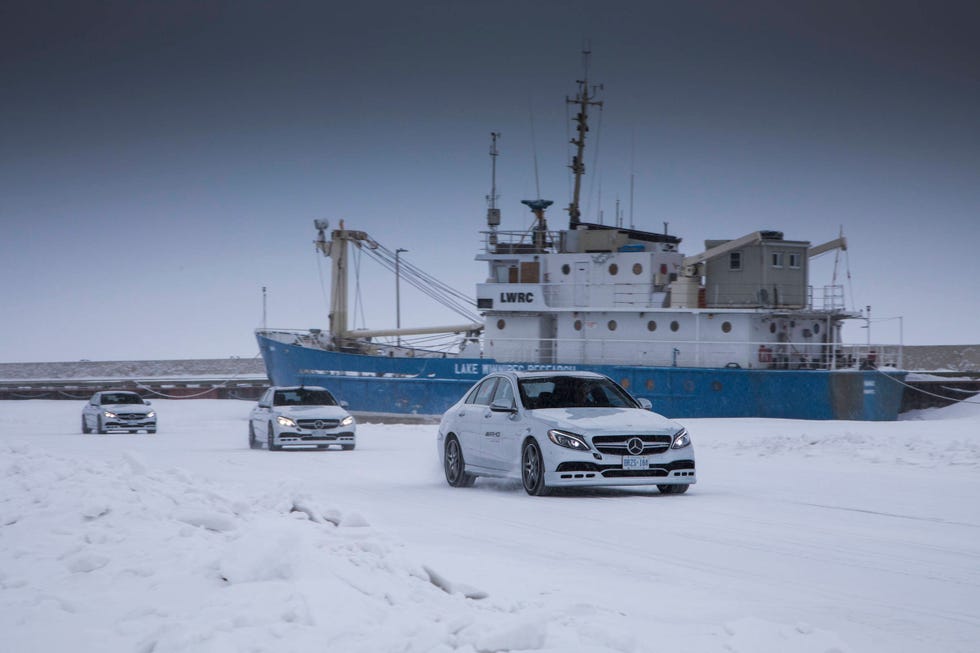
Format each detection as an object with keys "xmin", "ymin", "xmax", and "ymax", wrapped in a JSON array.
[{"xmin": 257, "ymin": 65, "xmax": 905, "ymax": 420}]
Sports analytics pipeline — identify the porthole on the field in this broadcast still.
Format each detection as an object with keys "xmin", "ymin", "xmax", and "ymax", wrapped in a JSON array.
[
  {"xmin": 813, "ymin": 323, "xmax": 821, "ymax": 334},
  {"xmin": 632, "ymin": 263, "xmax": 643, "ymax": 275},
  {"xmin": 769, "ymin": 323, "xmax": 777, "ymax": 334},
  {"xmin": 496, "ymin": 319, "xmax": 506, "ymax": 330},
  {"xmin": 721, "ymin": 321, "xmax": 732, "ymax": 333},
  {"xmin": 608, "ymin": 263, "xmax": 619, "ymax": 276},
  {"xmin": 647, "ymin": 320, "xmax": 657, "ymax": 332},
  {"xmin": 670, "ymin": 320, "xmax": 680, "ymax": 332},
  {"xmin": 645, "ymin": 379, "xmax": 655, "ymax": 391},
  {"xmin": 608, "ymin": 319, "xmax": 618, "ymax": 331},
  {"xmin": 620, "ymin": 378, "xmax": 630, "ymax": 389},
  {"xmin": 574, "ymin": 319, "xmax": 582, "ymax": 331},
  {"xmin": 562, "ymin": 264, "xmax": 570, "ymax": 275},
  {"xmin": 683, "ymin": 380, "xmax": 695, "ymax": 392},
  {"xmin": 711, "ymin": 381, "xmax": 723, "ymax": 392}
]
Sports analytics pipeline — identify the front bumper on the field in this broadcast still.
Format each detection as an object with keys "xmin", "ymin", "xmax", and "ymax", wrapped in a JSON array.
[
  {"xmin": 103, "ymin": 416, "xmax": 156, "ymax": 431},
  {"xmin": 546, "ymin": 458, "xmax": 696, "ymax": 487},
  {"xmin": 275, "ymin": 429, "xmax": 356, "ymax": 446}
]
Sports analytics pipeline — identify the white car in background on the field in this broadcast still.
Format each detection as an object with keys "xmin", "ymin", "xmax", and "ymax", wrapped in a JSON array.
[
  {"xmin": 437, "ymin": 371, "xmax": 695, "ymax": 496},
  {"xmin": 82, "ymin": 391, "xmax": 157, "ymax": 434},
  {"xmin": 249, "ymin": 386, "xmax": 356, "ymax": 451}
]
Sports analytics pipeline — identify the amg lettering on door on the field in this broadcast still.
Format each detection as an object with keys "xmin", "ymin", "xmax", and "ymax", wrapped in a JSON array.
[{"xmin": 499, "ymin": 292, "xmax": 534, "ymax": 303}]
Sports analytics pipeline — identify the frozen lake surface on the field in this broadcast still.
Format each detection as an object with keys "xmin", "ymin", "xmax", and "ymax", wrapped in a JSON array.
[{"xmin": 2, "ymin": 399, "xmax": 979, "ymax": 652}]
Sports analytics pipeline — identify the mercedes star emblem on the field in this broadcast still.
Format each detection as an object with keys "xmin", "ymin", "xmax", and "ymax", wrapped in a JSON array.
[{"xmin": 626, "ymin": 437, "xmax": 645, "ymax": 455}]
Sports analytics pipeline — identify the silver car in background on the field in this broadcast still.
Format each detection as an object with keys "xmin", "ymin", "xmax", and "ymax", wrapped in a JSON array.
[
  {"xmin": 82, "ymin": 391, "xmax": 157, "ymax": 434},
  {"xmin": 438, "ymin": 371, "xmax": 695, "ymax": 496},
  {"xmin": 249, "ymin": 386, "xmax": 356, "ymax": 451}
]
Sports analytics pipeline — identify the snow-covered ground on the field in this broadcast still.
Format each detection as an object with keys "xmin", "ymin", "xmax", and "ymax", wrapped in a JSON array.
[{"xmin": 2, "ymin": 399, "xmax": 978, "ymax": 653}]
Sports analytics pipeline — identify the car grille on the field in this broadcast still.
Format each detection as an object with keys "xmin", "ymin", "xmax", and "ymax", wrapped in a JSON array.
[
  {"xmin": 590, "ymin": 434, "xmax": 672, "ymax": 455},
  {"xmin": 296, "ymin": 418, "xmax": 340, "ymax": 430},
  {"xmin": 117, "ymin": 413, "xmax": 150, "ymax": 421}
]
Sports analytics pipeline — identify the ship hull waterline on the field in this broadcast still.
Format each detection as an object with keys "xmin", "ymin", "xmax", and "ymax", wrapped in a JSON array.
[{"xmin": 257, "ymin": 334, "xmax": 906, "ymax": 421}]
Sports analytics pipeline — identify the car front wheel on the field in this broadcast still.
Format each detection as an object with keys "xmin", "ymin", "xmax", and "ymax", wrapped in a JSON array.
[
  {"xmin": 658, "ymin": 484, "xmax": 690, "ymax": 495},
  {"xmin": 97, "ymin": 417, "xmax": 107, "ymax": 435},
  {"xmin": 267, "ymin": 422, "xmax": 282, "ymax": 451},
  {"xmin": 444, "ymin": 436, "xmax": 475, "ymax": 487},
  {"xmin": 81, "ymin": 416, "xmax": 91, "ymax": 434},
  {"xmin": 248, "ymin": 423, "xmax": 260, "ymax": 449},
  {"xmin": 521, "ymin": 439, "xmax": 551, "ymax": 496}
]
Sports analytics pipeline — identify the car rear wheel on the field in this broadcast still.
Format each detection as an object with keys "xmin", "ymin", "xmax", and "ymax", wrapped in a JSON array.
[
  {"xmin": 81, "ymin": 416, "xmax": 91, "ymax": 434},
  {"xmin": 444, "ymin": 436, "xmax": 475, "ymax": 487},
  {"xmin": 248, "ymin": 423, "xmax": 260, "ymax": 449},
  {"xmin": 267, "ymin": 422, "xmax": 282, "ymax": 451},
  {"xmin": 657, "ymin": 484, "xmax": 689, "ymax": 495},
  {"xmin": 521, "ymin": 439, "xmax": 551, "ymax": 496}
]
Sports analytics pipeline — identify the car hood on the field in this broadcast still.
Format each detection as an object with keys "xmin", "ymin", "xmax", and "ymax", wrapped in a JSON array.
[
  {"xmin": 529, "ymin": 407, "xmax": 680, "ymax": 435},
  {"xmin": 275, "ymin": 405, "xmax": 349, "ymax": 419},
  {"xmin": 103, "ymin": 404, "xmax": 152, "ymax": 414}
]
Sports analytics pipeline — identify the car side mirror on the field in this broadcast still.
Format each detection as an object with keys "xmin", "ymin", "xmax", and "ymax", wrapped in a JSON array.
[
  {"xmin": 489, "ymin": 401, "xmax": 517, "ymax": 413},
  {"xmin": 145, "ymin": 400, "xmax": 152, "ymax": 405},
  {"xmin": 340, "ymin": 400, "xmax": 349, "ymax": 408},
  {"xmin": 258, "ymin": 402, "xmax": 269, "ymax": 409},
  {"xmin": 637, "ymin": 397, "xmax": 653, "ymax": 410}
]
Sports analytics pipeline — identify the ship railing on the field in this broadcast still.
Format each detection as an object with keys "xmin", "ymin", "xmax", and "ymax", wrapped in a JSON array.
[
  {"xmin": 256, "ymin": 329, "xmax": 328, "ymax": 347},
  {"xmin": 484, "ymin": 336, "xmax": 903, "ymax": 371},
  {"xmin": 485, "ymin": 280, "xmax": 848, "ymax": 311},
  {"xmin": 482, "ymin": 229, "xmax": 562, "ymax": 254}
]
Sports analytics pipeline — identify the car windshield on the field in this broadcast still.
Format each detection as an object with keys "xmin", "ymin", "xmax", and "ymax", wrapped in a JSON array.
[
  {"xmin": 273, "ymin": 388, "xmax": 337, "ymax": 407},
  {"xmin": 517, "ymin": 376, "xmax": 637, "ymax": 410},
  {"xmin": 101, "ymin": 393, "xmax": 143, "ymax": 405}
]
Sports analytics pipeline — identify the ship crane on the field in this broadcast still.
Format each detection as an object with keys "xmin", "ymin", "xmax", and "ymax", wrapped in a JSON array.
[{"xmin": 314, "ymin": 220, "xmax": 482, "ymax": 349}]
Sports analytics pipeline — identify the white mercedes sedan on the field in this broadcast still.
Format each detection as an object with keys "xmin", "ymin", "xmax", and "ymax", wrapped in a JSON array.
[{"xmin": 437, "ymin": 371, "xmax": 695, "ymax": 496}]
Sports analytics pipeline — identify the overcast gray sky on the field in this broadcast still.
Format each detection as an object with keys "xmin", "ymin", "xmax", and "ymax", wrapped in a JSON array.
[{"xmin": 1, "ymin": 0, "xmax": 977, "ymax": 362}]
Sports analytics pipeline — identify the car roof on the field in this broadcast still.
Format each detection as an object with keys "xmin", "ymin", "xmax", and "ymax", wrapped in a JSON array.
[
  {"xmin": 270, "ymin": 385, "xmax": 330, "ymax": 391},
  {"xmin": 491, "ymin": 371, "xmax": 608, "ymax": 381}
]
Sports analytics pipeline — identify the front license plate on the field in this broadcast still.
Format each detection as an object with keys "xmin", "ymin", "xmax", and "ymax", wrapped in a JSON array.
[
  {"xmin": 312, "ymin": 430, "xmax": 327, "ymax": 437},
  {"xmin": 622, "ymin": 456, "xmax": 648, "ymax": 470}
]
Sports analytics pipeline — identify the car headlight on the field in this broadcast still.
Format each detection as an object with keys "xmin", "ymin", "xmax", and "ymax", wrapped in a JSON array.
[
  {"xmin": 547, "ymin": 429, "xmax": 590, "ymax": 451},
  {"xmin": 146, "ymin": 411, "xmax": 156, "ymax": 418},
  {"xmin": 670, "ymin": 428, "xmax": 691, "ymax": 449},
  {"xmin": 340, "ymin": 415, "xmax": 355, "ymax": 427},
  {"xmin": 276, "ymin": 415, "xmax": 297, "ymax": 428},
  {"xmin": 103, "ymin": 411, "xmax": 117, "ymax": 418}
]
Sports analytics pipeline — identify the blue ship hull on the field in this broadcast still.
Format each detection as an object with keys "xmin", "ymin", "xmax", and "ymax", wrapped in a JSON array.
[{"xmin": 257, "ymin": 334, "xmax": 906, "ymax": 420}]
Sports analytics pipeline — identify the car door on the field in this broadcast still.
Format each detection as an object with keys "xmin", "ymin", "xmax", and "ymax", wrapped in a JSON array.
[
  {"xmin": 83, "ymin": 394, "xmax": 98, "ymax": 430},
  {"xmin": 480, "ymin": 377, "xmax": 524, "ymax": 473},
  {"xmin": 252, "ymin": 390, "xmax": 273, "ymax": 438},
  {"xmin": 454, "ymin": 377, "xmax": 498, "ymax": 469}
]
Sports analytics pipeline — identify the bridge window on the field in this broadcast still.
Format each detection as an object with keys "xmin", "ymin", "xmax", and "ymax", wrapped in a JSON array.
[
  {"xmin": 789, "ymin": 253, "xmax": 801, "ymax": 269},
  {"xmin": 771, "ymin": 252, "xmax": 784, "ymax": 268}
]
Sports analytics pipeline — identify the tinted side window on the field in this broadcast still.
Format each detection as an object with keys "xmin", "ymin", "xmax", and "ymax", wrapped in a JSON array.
[{"xmin": 467, "ymin": 378, "xmax": 499, "ymax": 406}]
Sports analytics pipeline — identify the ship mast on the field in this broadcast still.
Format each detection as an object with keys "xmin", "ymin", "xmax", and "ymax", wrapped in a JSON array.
[
  {"xmin": 486, "ymin": 132, "xmax": 501, "ymax": 247},
  {"xmin": 566, "ymin": 48, "xmax": 603, "ymax": 229}
]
